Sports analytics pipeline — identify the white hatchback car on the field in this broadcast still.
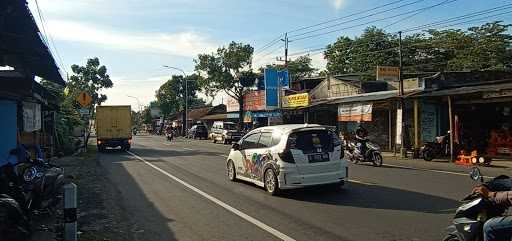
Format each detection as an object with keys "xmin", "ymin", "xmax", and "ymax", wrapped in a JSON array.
[{"xmin": 226, "ymin": 124, "xmax": 348, "ymax": 195}]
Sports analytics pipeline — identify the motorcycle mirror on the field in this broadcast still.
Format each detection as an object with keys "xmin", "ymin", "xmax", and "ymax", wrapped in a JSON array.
[{"xmin": 469, "ymin": 167, "xmax": 482, "ymax": 182}]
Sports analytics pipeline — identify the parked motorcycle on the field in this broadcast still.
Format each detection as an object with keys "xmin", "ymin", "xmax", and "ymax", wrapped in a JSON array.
[
  {"xmin": 345, "ymin": 139, "xmax": 383, "ymax": 167},
  {"xmin": 0, "ymin": 194, "xmax": 31, "ymax": 240},
  {"xmin": 420, "ymin": 132, "xmax": 450, "ymax": 161},
  {"xmin": 443, "ymin": 167, "xmax": 512, "ymax": 241}
]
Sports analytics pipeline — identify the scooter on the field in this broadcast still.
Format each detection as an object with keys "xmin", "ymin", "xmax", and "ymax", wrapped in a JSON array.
[
  {"xmin": 443, "ymin": 167, "xmax": 512, "ymax": 241},
  {"xmin": 420, "ymin": 132, "xmax": 450, "ymax": 161},
  {"xmin": 345, "ymin": 139, "xmax": 383, "ymax": 167}
]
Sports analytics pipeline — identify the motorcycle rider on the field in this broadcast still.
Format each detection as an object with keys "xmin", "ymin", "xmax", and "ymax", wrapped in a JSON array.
[
  {"xmin": 355, "ymin": 124, "xmax": 368, "ymax": 158},
  {"xmin": 473, "ymin": 186, "xmax": 512, "ymax": 241}
]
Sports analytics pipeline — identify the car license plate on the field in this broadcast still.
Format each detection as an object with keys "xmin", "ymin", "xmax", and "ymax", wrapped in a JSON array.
[{"xmin": 308, "ymin": 153, "xmax": 329, "ymax": 163}]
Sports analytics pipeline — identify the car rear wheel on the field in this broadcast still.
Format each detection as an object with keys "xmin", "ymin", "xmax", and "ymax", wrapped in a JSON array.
[
  {"xmin": 227, "ymin": 160, "xmax": 236, "ymax": 181},
  {"xmin": 264, "ymin": 169, "xmax": 279, "ymax": 195}
]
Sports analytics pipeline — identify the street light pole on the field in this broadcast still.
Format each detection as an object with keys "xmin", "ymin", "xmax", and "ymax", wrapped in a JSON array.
[{"xmin": 163, "ymin": 65, "xmax": 189, "ymax": 135}]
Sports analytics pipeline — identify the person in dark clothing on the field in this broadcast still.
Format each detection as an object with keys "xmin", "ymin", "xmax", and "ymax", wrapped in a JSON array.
[
  {"xmin": 473, "ymin": 186, "xmax": 512, "ymax": 241},
  {"xmin": 355, "ymin": 124, "xmax": 369, "ymax": 158}
]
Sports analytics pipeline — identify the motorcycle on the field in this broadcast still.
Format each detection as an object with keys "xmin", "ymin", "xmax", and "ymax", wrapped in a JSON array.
[
  {"xmin": 443, "ymin": 167, "xmax": 512, "ymax": 241},
  {"xmin": 344, "ymin": 138, "xmax": 383, "ymax": 167},
  {"xmin": 420, "ymin": 132, "xmax": 450, "ymax": 161},
  {"xmin": 0, "ymin": 194, "xmax": 31, "ymax": 240}
]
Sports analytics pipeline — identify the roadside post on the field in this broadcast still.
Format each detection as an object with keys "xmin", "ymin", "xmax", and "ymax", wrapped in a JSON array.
[
  {"xmin": 76, "ymin": 92, "xmax": 92, "ymax": 152},
  {"xmin": 64, "ymin": 179, "xmax": 77, "ymax": 241}
]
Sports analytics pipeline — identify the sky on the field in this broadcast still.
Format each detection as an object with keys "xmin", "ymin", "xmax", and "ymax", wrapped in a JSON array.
[{"xmin": 27, "ymin": 0, "xmax": 512, "ymax": 110}]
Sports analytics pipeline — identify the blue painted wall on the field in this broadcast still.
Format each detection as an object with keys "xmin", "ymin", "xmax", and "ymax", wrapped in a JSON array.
[{"xmin": 0, "ymin": 100, "xmax": 17, "ymax": 165}]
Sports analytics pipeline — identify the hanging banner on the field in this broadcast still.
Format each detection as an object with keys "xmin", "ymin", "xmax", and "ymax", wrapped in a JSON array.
[
  {"xmin": 23, "ymin": 102, "xmax": 41, "ymax": 132},
  {"xmin": 264, "ymin": 68, "xmax": 279, "ymax": 109},
  {"xmin": 282, "ymin": 93, "xmax": 309, "ymax": 108},
  {"xmin": 396, "ymin": 108, "xmax": 402, "ymax": 145},
  {"xmin": 337, "ymin": 103, "xmax": 373, "ymax": 122}
]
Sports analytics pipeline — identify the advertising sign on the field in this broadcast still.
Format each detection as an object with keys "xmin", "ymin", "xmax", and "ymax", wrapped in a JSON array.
[
  {"xmin": 282, "ymin": 93, "xmax": 309, "ymax": 108},
  {"xmin": 243, "ymin": 90, "xmax": 266, "ymax": 111},
  {"xmin": 226, "ymin": 96, "xmax": 240, "ymax": 112},
  {"xmin": 376, "ymin": 66, "xmax": 400, "ymax": 82},
  {"xmin": 243, "ymin": 111, "xmax": 252, "ymax": 123},
  {"xmin": 337, "ymin": 103, "xmax": 372, "ymax": 122},
  {"xmin": 264, "ymin": 68, "xmax": 279, "ymax": 109},
  {"xmin": 277, "ymin": 70, "xmax": 289, "ymax": 90}
]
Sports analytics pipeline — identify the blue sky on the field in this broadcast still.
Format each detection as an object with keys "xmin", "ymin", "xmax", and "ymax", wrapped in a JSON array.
[{"xmin": 28, "ymin": 0, "xmax": 512, "ymax": 109}]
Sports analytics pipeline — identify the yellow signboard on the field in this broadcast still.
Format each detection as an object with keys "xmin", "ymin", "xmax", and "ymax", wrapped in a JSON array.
[
  {"xmin": 376, "ymin": 66, "xmax": 400, "ymax": 81},
  {"xmin": 283, "ymin": 93, "xmax": 309, "ymax": 108},
  {"xmin": 76, "ymin": 92, "xmax": 93, "ymax": 107}
]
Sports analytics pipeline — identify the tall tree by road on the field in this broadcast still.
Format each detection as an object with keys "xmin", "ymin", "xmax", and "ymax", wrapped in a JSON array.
[
  {"xmin": 195, "ymin": 41, "xmax": 254, "ymax": 127},
  {"xmin": 155, "ymin": 74, "xmax": 205, "ymax": 117},
  {"xmin": 324, "ymin": 22, "xmax": 512, "ymax": 75},
  {"xmin": 262, "ymin": 55, "xmax": 316, "ymax": 82}
]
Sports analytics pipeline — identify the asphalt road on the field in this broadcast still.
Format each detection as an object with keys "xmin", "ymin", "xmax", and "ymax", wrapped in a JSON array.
[{"xmin": 97, "ymin": 135, "xmax": 480, "ymax": 241}]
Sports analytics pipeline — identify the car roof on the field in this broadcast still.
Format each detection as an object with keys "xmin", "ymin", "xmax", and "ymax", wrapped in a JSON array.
[{"xmin": 248, "ymin": 124, "xmax": 327, "ymax": 135}]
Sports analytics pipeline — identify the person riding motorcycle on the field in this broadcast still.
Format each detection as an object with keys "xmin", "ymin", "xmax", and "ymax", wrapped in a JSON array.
[
  {"xmin": 355, "ymin": 124, "xmax": 369, "ymax": 158},
  {"xmin": 473, "ymin": 186, "xmax": 512, "ymax": 241}
]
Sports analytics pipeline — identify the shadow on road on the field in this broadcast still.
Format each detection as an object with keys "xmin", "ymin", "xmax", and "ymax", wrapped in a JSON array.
[
  {"xmin": 281, "ymin": 183, "xmax": 459, "ymax": 214},
  {"xmin": 122, "ymin": 146, "xmax": 223, "ymax": 159},
  {"xmin": 99, "ymin": 150, "xmax": 177, "ymax": 241}
]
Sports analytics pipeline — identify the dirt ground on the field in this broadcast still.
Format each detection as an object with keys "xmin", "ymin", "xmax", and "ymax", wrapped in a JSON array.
[{"xmin": 31, "ymin": 145, "xmax": 136, "ymax": 241}]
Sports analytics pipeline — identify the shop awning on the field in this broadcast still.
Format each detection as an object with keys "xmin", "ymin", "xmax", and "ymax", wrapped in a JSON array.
[
  {"xmin": 200, "ymin": 113, "xmax": 227, "ymax": 120},
  {"xmin": 412, "ymin": 82, "xmax": 512, "ymax": 98},
  {"xmin": 1, "ymin": 0, "xmax": 65, "ymax": 85},
  {"xmin": 329, "ymin": 90, "xmax": 399, "ymax": 104}
]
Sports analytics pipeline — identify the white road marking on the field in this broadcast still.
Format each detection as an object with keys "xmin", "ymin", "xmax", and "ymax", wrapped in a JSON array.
[
  {"xmin": 163, "ymin": 143, "xmax": 172, "ymax": 146},
  {"xmin": 382, "ymin": 163, "xmax": 495, "ymax": 179},
  {"xmin": 126, "ymin": 151, "xmax": 296, "ymax": 241},
  {"xmin": 183, "ymin": 147, "xmax": 194, "ymax": 151},
  {"xmin": 218, "ymin": 154, "xmax": 228, "ymax": 158},
  {"xmin": 349, "ymin": 179, "xmax": 376, "ymax": 185}
]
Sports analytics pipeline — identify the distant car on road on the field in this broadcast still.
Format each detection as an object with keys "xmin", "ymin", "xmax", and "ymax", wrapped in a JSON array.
[
  {"xmin": 211, "ymin": 121, "xmax": 242, "ymax": 144},
  {"xmin": 187, "ymin": 124, "xmax": 208, "ymax": 139},
  {"xmin": 226, "ymin": 124, "xmax": 348, "ymax": 195}
]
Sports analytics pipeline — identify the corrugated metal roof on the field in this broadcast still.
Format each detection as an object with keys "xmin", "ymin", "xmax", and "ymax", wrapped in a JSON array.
[{"xmin": 412, "ymin": 82, "xmax": 512, "ymax": 97}]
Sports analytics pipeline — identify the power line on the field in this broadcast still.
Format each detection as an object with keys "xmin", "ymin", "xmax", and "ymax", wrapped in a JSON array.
[
  {"xmin": 380, "ymin": 0, "xmax": 454, "ymax": 29},
  {"xmin": 289, "ymin": 0, "xmax": 427, "ymax": 38},
  {"xmin": 287, "ymin": 4, "xmax": 512, "ymax": 58},
  {"xmin": 33, "ymin": 0, "xmax": 68, "ymax": 76},
  {"xmin": 288, "ymin": 0, "xmax": 410, "ymax": 34},
  {"xmin": 253, "ymin": 34, "xmax": 283, "ymax": 55},
  {"xmin": 290, "ymin": 0, "xmax": 458, "ymax": 42}
]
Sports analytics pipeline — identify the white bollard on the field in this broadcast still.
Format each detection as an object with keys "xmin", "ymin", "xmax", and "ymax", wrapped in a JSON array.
[{"xmin": 63, "ymin": 182, "xmax": 77, "ymax": 241}]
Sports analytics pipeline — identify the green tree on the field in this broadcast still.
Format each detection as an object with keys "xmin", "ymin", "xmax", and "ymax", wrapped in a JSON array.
[
  {"xmin": 195, "ymin": 41, "xmax": 254, "ymax": 127},
  {"xmin": 262, "ymin": 55, "xmax": 316, "ymax": 82},
  {"xmin": 155, "ymin": 74, "xmax": 205, "ymax": 117},
  {"xmin": 325, "ymin": 27, "xmax": 398, "ymax": 75},
  {"xmin": 68, "ymin": 57, "xmax": 113, "ymax": 110}
]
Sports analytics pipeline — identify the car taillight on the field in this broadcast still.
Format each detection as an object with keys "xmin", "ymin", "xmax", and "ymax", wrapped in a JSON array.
[{"xmin": 278, "ymin": 150, "xmax": 295, "ymax": 163}]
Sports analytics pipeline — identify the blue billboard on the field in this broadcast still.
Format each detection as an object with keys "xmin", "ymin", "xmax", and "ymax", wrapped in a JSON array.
[
  {"xmin": 264, "ymin": 68, "xmax": 279, "ymax": 109},
  {"xmin": 277, "ymin": 70, "xmax": 289, "ymax": 89}
]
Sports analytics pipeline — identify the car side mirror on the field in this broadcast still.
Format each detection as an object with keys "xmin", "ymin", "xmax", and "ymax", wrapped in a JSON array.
[
  {"xmin": 469, "ymin": 167, "xmax": 483, "ymax": 182},
  {"xmin": 232, "ymin": 143, "xmax": 240, "ymax": 151}
]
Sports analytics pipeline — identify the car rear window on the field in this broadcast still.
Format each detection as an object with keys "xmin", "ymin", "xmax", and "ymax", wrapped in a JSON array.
[
  {"xmin": 287, "ymin": 130, "xmax": 333, "ymax": 154},
  {"xmin": 197, "ymin": 125, "xmax": 207, "ymax": 130}
]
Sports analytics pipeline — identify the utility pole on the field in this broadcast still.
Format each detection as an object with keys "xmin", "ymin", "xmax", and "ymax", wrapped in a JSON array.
[
  {"xmin": 284, "ymin": 32, "xmax": 289, "ymax": 68},
  {"xmin": 162, "ymin": 65, "xmax": 189, "ymax": 136},
  {"xmin": 398, "ymin": 31, "xmax": 407, "ymax": 158}
]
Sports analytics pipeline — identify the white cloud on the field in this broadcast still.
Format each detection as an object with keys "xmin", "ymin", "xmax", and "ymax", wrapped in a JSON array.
[
  {"xmin": 45, "ymin": 20, "xmax": 217, "ymax": 57},
  {"xmin": 309, "ymin": 53, "xmax": 327, "ymax": 70},
  {"xmin": 331, "ymin": 0, "xmax": 346, "ymax": 10},
  {"xmin": 102, "ymin": 75, "xmax": 169, "ymax": 109}
]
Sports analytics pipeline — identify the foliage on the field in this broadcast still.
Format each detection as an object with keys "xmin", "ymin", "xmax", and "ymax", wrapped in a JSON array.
[
  {"xmin": 68, "ymin": 57, "xmax": 113, "ymax": 110},
  {"xmin": 261, "ymin": 55, "xmax": 316, "ymax": 81},
  {"xmin": 324, "ymin": 22, "xmax": 512, "ymax": 75},
  {"xmin": 155, "ymin": 74, "xmax": 205, "ymax": 117},
  {"xmin": 195, "ymin": 41, "xmax": 254, "ymax": 127}
]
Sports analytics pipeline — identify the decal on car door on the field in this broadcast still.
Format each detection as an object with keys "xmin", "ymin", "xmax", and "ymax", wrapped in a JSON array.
[{"xmin": 243, "ymin": 151, "xmax": 274, "ymax": 181}]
